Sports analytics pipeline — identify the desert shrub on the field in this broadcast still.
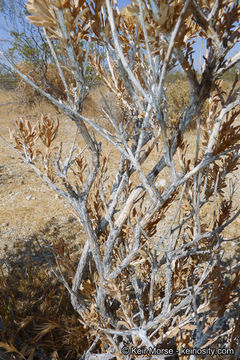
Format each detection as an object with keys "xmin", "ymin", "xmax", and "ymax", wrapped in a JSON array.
[
  {"xmin": 1, "ymin": 1, "xmax": 240, "ymax": 359},
  {"xmin": 15, "ymin": 61, "xmax": 74, "ymax": 104},
  {"xmin": 14, "ymin": 61, "xmax": 44, "ymax": 103},
  {"xmin": 15, "ymin": 59, "xmax": 101, "ymax": 105},
  {"xmin": 0, "ymin": 67, "xmax": 17, "ymax": 90},
  {"xmin": 166, "ymin": 79, "xmax": 190, "ymax": 128}
]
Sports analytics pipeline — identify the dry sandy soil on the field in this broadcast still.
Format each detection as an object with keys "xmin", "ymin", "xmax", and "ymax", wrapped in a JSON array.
[{"xmin": 0, "ymin": 85, "xmax": 240, "ymax": 260}]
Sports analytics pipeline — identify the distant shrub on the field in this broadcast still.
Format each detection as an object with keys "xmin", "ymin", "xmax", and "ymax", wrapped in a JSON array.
[
  {"xmin": 0, "ymin": 66, "xmax": 17, "ymax": 90},
  {"xmin": 14, "ymin": 61, "xmax": 73, "ymax": 104},
  {"xmin": 15, "ymin": 61, "xmax": 101, "ymax": 104}
]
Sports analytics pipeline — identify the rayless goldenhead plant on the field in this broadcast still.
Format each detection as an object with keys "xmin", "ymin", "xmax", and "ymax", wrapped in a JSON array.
[{"xmin": 1, "ymin": 0, "xmax": 240, "ymax": 359}]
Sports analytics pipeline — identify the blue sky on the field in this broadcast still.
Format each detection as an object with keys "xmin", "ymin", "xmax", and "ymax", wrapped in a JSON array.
[{"xmin": 0, "ymin": 0, "xmax": 239, "ymax": 71}]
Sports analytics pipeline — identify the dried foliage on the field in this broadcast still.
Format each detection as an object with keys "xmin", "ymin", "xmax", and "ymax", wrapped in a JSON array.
[{"xmin": 1, "ymin": 0, "xmax": 240, "ymax": 359}]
